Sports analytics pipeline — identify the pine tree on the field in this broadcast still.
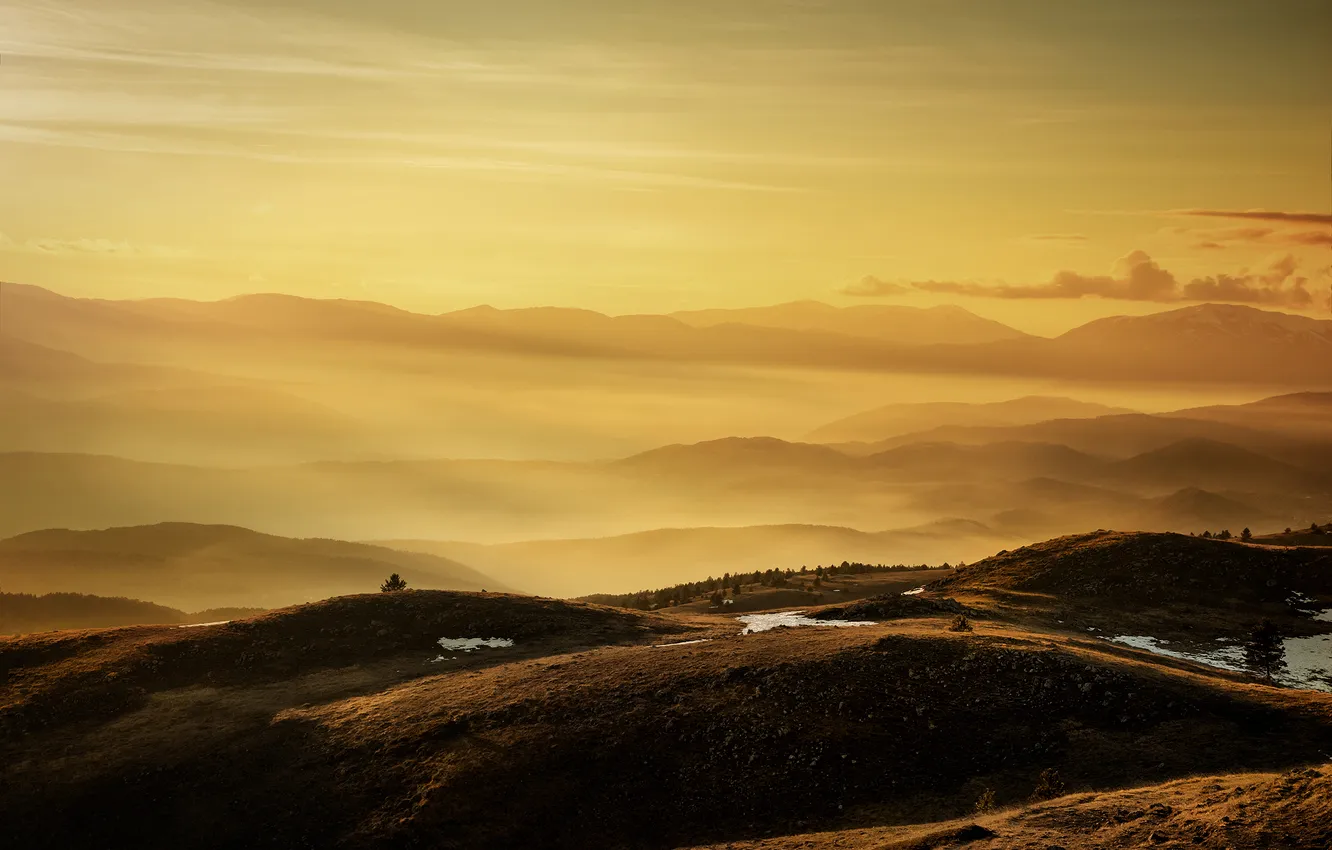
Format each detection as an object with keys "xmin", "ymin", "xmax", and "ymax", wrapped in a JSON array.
[
  {"xmin": 380, "ymin": 573, "xmax": 408, "ymax": 593},
  {"xmin": 1244, "ymin": 619, "xmax": 1287, "ymax": 682}
]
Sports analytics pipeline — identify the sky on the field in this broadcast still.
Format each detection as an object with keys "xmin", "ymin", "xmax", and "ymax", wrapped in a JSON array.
[{"xmin": 1, "ymin": 0, "xmax": 1329, "ymax": 334}]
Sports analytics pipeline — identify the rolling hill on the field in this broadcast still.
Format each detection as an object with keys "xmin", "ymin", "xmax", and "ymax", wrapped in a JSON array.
[
  {"xmin": 0, "ymin": 523, "xmax": 508, "ymax": 610},
  {"xmin": 806, "ymin": 395, "xmax": 1133, "ymax": 444},
  {"xmin": 379, "ymin": 519, "xmax": 1012, "ymax": 597},
  {"xmin": 0, "ymin": 591, "xmax": 264, "ymax": 635}
]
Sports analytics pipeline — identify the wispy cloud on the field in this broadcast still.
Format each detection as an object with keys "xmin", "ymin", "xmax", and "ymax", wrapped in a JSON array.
[
  {"xmin": 909, "ymin": 250, "xmax": 1318, "ymax": 309},
  {"xmin": 1023, "ymin": 233, "xmax": 1088, "ymax": 243},
  {"xmin": 1173, "ymin": 209, "xmax": 1332, "ymax": 226},
  {"xmin": 838, "ymin": 275, "xmax": 910, "ymax": 297},
  {"xmin": 0, "ymin": 232, "xmax": 191, "ymax": 259}
]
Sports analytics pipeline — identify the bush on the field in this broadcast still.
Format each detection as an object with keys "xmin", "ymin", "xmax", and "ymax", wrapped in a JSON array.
[
  {"xmin": 1030, "ymin": 768, "xmax": 1065, "ymax": 801},
  {"xmin": 947, "ymin": 614, "xmax": 973, "ymax": 632},
  {"xmin": 380, "ymin": 573, "xmax": 408, "ymax": 593},
  {"xmin": 1241, "ymin": 527, "xmax": 1252, "ymax": 541},
  {"xmin": 973, "ymin": 787, "xmax": 996, "ymax": 814}
]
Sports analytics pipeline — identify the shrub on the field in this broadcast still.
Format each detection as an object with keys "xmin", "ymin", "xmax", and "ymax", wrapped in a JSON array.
[
  {"xmin": 1030, "ymin": 768, "xmax": 1065, "ymax": 801},
  {"xmin": 973, "ymin": 787, "xmax": 996, "ymax": 814},
  {"xmin": 947, "ymin": 614, "xmax": 973, "ymax": 632},
  {"xmin": 1241, "ymin": 527, "xmax": 1252, "ymax": 541},
  {"xmin": 380, "ymin": 573, "xmax": 408, "ymax": 593}
]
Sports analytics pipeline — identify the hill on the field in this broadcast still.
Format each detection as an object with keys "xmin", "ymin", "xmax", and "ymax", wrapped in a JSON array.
[
  {"xmin": 3, "ymin": 583, "xmax": 1330, "ymax": 849},
  {"xmin": 1103, "ymin": 437, "xmax": 1324, "ymax": 494},
  {"xmin": 1169, "ymin": 391, "xmax": 1332, "ymax": 441},
  {"xmin": 379, "ymin": 519, "xmax": 1012, "ymax": 597},
  {"xmin": 0, "ymin": 591, "xmax": 263, "ymax": 635},
  {"xmin": 806, "ymin": 396, "xmax": 1133, "ymax": 444},
  {"xmin": 929, "ymin": 530, "xmax": 1332, "ymax": 637},
  {"xmin": 670, "ymin": 301, "xmax": 1028, "ymax": 345},
  {"xmin": 0, "ymin": 523, "xmax": 508, "ymax": 611}
]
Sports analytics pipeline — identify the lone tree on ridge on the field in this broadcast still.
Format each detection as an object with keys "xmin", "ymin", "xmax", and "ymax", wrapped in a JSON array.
[{"xmin": 381, "ymin": 573, "xmax": 409, "ymax": 593}]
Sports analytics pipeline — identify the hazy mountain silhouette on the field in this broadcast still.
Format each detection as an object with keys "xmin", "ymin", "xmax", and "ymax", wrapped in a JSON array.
[
  {"xmin": 0, "ymin": 523, "xmax": 506, "ymax": 610},
  {"xmin": 377, "ymin": 519, "xmax": 1010, "ymax": 596},
  {"xmin": 669, "ymin": 301, "xmax": 1027, "ymax": 345},
  {"xmin": 7, "ymin": 283, "xmax": 1331, "ymax": 384},
  {"xmin": 806, "ymin": 395, "xmax": 1133, "ymax": 443},
  {"xmin": 1168, "ymin": 392, "xmax": 1332, "ymax": 440}
]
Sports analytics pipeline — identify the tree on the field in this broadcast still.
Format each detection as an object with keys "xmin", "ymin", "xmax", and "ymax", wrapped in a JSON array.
[
  {"xmin": 1241, "ymin": 527, "xmax": 1252, "ymax": 541},
  {"xmin": 380, "ymin": 573, "xmax": 408, "ymax": 593},
  {"xmin": 1245, "ymin": 620, "xmax": 1287, "ymax": 682},
  {"xmin": 1217, "ymin": 529, "xmax": 1232, "ymax": 540},
  {"xmin": 1201, "ymin": 531, "xmax": 1213, "ymax": 539},
  {"xmin": 1030, "ymin": 768, "xmax": 1065, "ymax": 801},
  {"xmin": 948, "ymin": 615, "xmax": 973, "ymax": 633}
]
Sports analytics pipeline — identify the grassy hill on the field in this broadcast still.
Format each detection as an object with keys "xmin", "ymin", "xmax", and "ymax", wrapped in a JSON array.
[
  {"xmin": 2, "ymin": 582, "xmax": 1329, "ymax": 849},
  {"xmin": 0, "ymin": 591, "xmax": 263, "ymax": 635},
  {"xmin": 0, "ymin": 523, "xmax": 508, "ymax": 611}
]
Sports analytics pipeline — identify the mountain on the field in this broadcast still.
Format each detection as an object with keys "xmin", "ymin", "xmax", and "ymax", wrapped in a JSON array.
[
  {"xmin": 669, "ymin": 300, "xmax": 1027, "ymax": 345},
  {"xmin": 1046, "ymin": 303, "xmax": 1332, "ymax": 382},
  {"xmin": 378, "ymin": 519, "xmax": 1012, "ymax": 597},
  {"xmin": 0, "ymin": 523, "xmax": 508, "ymax": 610},
  {"xmin": 1169, "ymin": 392, "xmax": 1332, "ymax": 441},
  {"xmin": 8, "ymin": 283, "xmax": 1332, "ymax": 384},
  {"xmin": 1104, "ymin": 437, "xmax": 1325, "ymax": 494},
  {"xmin": 806, "ymin": 395, "xmax": 1133, "ymax": 443},
  {"xmin": 613, "ymin": 436, "xmax": 856, "ymax": 478},
  {"xmin": 864, "ymin": 440, "xmax": 1108, "ymax": 482}
]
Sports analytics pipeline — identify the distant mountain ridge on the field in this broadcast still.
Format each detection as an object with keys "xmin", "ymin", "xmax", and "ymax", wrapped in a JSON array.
[{"xmin": 6, "ymin": 282, "xmax": 1331, "ymax": 383}]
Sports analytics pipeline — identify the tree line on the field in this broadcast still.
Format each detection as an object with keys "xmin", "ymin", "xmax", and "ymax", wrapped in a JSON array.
[{"xmin": 578, "ymin": 560, "xmax": 953, "ymax": 611}]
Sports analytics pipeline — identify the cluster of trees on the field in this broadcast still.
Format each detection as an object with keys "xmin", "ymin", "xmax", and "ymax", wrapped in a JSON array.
[
  {"xmin": 581, "ymin": 560, "xmax": 950, "ymax": 611},
  {"xmin": 1197, "ymin": 528, "xmax": 1250, "ymax": 541}
]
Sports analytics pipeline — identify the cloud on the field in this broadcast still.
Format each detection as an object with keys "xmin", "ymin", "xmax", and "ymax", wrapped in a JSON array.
[
  {"xmin": 1023, "ymin": 233, "xmax": 1087, "ymax": 243},
  {"xmin": 1173, "ymin": 222, "xmax": 1332, "ymax": 250},
  {"xmin": 839, "ymin": 275, "xmax": 910, "ymax": 297},
  {"xmin": 1175, "ymin": 209, "xmax": 1332, "ymax": 226},
  {"xmin": 0, "ymin": 235, "xmax": 191, "ymax": 259},
  {"xmin": 1182, "ymin": 254, "xmax": 1314, "ymax": 308},
  {"xmin": 909, "ymin": 250, "xmax": 1319, "ymax": 309},
  {"xmin": 915, "ymin": 250, "xmax": 1176, "ymax": 301}
]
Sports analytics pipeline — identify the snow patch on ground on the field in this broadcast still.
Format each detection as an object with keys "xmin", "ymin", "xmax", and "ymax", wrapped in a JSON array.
[
  {"xmin": 177, "ymin": 621, "xmax": 229, "ymax": 628},
  {"xmin": 654, "ymin": 639, "xmax": 712, "ymax": 648},
  {"xmin": 738, "ymin": 611, "xmax": 875, "ymax": 635},
  {"xmin": 1106, "ymin": 633, "xmax": 1331, "ymax": 693},
  {"xmin": 430, "ymin": 637, "xmax": 514, "ymax": 661},
  {"xmin": 901, "ymin": 587, "xmax": 925, "ymax": 596}
]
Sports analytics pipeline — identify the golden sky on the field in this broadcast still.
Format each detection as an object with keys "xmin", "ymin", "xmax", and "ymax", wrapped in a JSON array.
[{"xmin": 1, "ymin": 0, "xmax": 1329, "ymax": 334}]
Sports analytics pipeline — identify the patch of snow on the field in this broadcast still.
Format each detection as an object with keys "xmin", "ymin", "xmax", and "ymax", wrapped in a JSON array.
[
  {"xmin": 1107, "ymin": 635, "xmax": 1247, "ymax": 673},
  {"xmin": 430, "ymin": 636, "xmax": 513, "ymax": 661},
  {"xmin": 901, "ymin": 587, "xmax": 925, "ymax": 596},
  {"xmin": 1106, "ymin": 634, "xmax": 1331, "ymax": 693},
  {"xmin": 738, "ymin": 611, "xmax": 875, "ymax": 635},
  {"xmin": 654, "ymin": 639, "xmax": 712, "ymax": 648},
  {"xmin": 1314, "ymin": 609, "xmax": 1332, "ymax": 623},
  {"xmin": 177, "ymin": 621, "xmax": 229, "ymax": 628}
]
